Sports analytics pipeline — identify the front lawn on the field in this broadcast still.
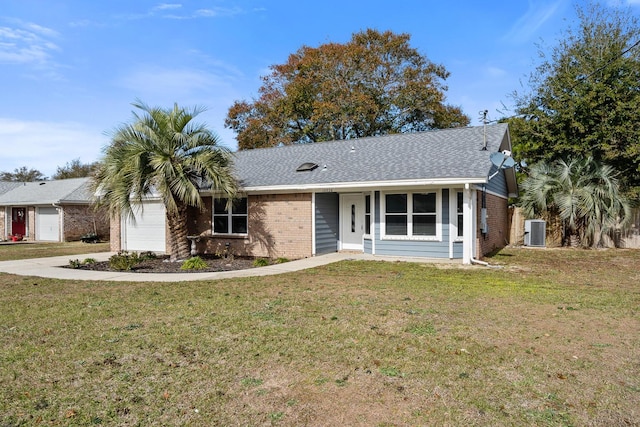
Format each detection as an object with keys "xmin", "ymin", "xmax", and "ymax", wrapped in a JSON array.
[
  {"xmin": 0, "ymin": 241, "xmax": 110, "ymax": 261},
  {"xmin": 1, "ymin": 248, "xmax": 638, "ymax": 426}
]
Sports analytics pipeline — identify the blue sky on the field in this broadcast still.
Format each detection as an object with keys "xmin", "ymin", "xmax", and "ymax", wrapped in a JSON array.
[{"xmin": 1, "ymin": 0, "xmax": 639, "ymax": 177}]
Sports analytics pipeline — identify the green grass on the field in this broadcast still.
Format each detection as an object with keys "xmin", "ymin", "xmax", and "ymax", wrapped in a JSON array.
[
  {"xmin": 0, "ymin": 241, "xmax": 110, "ymax": 261},
  {"xmin": 0, "ymin": 247, "xmax": 639, "ymax": 425}
]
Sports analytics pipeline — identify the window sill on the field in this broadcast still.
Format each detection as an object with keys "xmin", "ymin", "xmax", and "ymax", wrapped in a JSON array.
[
  {"xmin": 381, "ymin": 235, "xmax": 441, "ymax": 242},
  {"xmin": 210, "ymin": 233, "xmax": 249, "ymax": 239}
]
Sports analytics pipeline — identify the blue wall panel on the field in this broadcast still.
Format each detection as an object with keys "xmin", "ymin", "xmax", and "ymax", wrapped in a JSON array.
[
  {"xmin": 373, "ymin": 189, "xmax": 457, "ymax": 259},
  {"xmin": 315, "ymin": 192, "xmax": 339, "ymax": 255}
]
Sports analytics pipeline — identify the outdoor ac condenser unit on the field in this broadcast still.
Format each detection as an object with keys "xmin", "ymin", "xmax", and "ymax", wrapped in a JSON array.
[{"xmin": 524, "ymin": 219, "xmax": 546, "ymax": 247}]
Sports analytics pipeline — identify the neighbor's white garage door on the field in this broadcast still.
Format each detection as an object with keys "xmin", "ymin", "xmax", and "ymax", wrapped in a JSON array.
[
  {"xmin": 122, "ymin": 202, "xmax": 166, "ymax": 253},
  {"xmin": 37, "ymin": 207, "xmax": 60, "ymax": 241}
]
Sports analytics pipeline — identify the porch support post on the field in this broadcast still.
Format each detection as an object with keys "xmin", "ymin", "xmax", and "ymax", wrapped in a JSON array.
[{"xmin": 462, "ymin": 184, "xmax": 476, "ymax": 265}]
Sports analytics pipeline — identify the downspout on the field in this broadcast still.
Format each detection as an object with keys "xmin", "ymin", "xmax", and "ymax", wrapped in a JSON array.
[
  {"xmin": 470, "ymin": 257, "xmax": 489, "ymax": 266},
  {"xmin": 465, "ymin": 185, "xmax": 494, "ymax": 268}
]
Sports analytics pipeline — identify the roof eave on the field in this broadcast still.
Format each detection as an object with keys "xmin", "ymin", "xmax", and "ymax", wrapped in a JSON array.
[{"xmin": 234, "ymin": 177, "xmax": 489, "ymax": 194}]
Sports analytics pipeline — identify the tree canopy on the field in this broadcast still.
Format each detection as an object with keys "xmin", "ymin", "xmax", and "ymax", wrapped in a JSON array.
[
  {"xmin": 52, "ymin": 159, "xmax": 99, "ymax": 180},
  {"xmin": 0, "ymin": 166, "xmax": 47, "ymax": 182},
  {"xmin": 225, "ymin": 29, "xmax": 469, "ymax": 149},
  {"xmin": 94, "ymin": 100, "xmax": 237, "ymax": 261},
  {"xmin": 508, "ymin": 3, "xmax": 640, "ymax": 199}
]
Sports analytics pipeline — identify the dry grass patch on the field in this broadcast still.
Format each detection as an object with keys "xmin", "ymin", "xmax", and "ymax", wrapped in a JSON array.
[{"xmin": 0, "ymin": 247, "xmax": 638, "ymax": 426}]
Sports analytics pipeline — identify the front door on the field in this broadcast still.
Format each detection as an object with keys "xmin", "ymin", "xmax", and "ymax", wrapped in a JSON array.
[
  {"xmin": 11, "ymin": 207, "xmax": 26, "ymax": 236},
  {"xmin": 341, "ymin": 194, "xmax": 364, "ymax": 250}
]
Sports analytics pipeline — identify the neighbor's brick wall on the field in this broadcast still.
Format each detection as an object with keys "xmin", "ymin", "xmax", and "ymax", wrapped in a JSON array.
[
  {"xmin": 476, "ymin": 192, "xmax": 509, "ymax": 258},
  {"xmin": 27, "ymin": 207, "xmax": 36, "ymax": 240},
  {"xmin": 190, "ymin": 194, "xmax": 313, "ymax": 259},
  {"xmin": 62, "ymin": 205, "xmax": 110, "ymax": 242},
  {"xmin": 0, "ymin": 208, "xmax": 5, "ymax": 239}
]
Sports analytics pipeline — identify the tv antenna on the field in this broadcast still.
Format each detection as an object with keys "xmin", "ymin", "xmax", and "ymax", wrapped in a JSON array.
[{"xmin": 479, "ymin": 110, "xmax": 489, "ymax": 150}]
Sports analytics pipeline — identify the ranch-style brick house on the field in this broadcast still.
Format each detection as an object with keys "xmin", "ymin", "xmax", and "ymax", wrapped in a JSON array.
[
  {"xmin": 111, "ymin": 123, "xmax": 517, "ymax": 264},
  {"xmin": 0, "ymin": 177, "xmax": 110, "ymax": 242}
]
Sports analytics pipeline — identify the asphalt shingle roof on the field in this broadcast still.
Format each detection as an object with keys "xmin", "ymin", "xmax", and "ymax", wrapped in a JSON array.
[
  {"xmin": 231, "ymin": 123, "xmax": 511, "ymax": 189},
  {"xmin": 0, "ymin": 181, "xmax": 21, "ymax": 196},
  {"xmin": 0, "ymin": 177, "xmax": 94, "ymax": 205}
]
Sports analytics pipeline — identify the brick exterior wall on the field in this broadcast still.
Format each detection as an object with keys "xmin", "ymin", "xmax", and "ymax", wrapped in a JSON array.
[
  {"xmin": 0, "ymin": 207, "xmax": 34, "ymax": 240},
  {"xmin": 27, "ymin": 207, "xmax": 36, "ymax": 240},
  {"xmin": 476, "ymin": 192, "xmax": 509, "ymax": 258},
  {"xmin": 0, "ymin": 208, "xmax": 5, "ymax": 240},
  {"xmin": 62, "ymin": 205, "xmax": 110, "ymax": 242},
  {"xmin": 189, "ymin": 193, "xmax": 313, "ymax": 259}
]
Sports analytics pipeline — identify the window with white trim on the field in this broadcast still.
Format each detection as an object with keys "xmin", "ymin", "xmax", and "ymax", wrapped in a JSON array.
[
  {"xmin": 213, "ymin": 197, "xmax": 248, "ymax": 235},
  {"xmin": 382, "ymin": 191, "xmax": 440, "ymax": 239},
  {"xmin": 364, "ymin": 194, "xmax": 371, "ymax": 235},
  {"xmin": 456, "ymin": 192, "xmax": 464, "ymax": 238}
]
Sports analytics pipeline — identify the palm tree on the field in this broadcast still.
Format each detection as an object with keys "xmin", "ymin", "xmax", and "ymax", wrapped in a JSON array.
[
  {"xmin": 95, "ymin": 100, "xmax": 237, "ymax": 261},
  {"xmin": 520, "ymin": 157, "xmax": 630, "ymax": 247}
]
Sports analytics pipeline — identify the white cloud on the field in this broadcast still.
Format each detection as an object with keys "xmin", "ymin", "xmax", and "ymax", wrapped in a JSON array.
[
  {"xmin": 503, "ymin": 0, "xmax": 566, "ymax": 44},
  {"xmin": 485, "ymin": 66, "xmax": 508, "ymax": 78},
  {"xmin": 154, "ymin": 3, "xmax": 182, "ymax": 11},
  {"xmin": 195, "ymin": 7, "xmax": 243, "ymax": 18},
  {"xmin": 116, "ymin": 66, "xmax": 236, "ymax": 96},
  {"xmin": 0, "ymin": 118, "xmax": 108, "ymax": 177},
  {"xmin": 0, "ymin": 24, "xmax": 59, "ymax": 64}
]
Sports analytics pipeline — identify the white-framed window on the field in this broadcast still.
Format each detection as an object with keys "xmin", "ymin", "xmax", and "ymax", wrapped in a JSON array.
[
  {"xmin": 456, "ymin": 191, "xmax": 464, "ymax": 239},
  {"xmin": 213, "ymin": 197, "xmax": 248, "ymax": 235},
  {"xmin": 381, "ymin": 191, "xmax": 441, "ymax": 240}
]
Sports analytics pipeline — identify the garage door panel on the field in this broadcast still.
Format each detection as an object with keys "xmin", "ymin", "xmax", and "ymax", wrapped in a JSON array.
[
  {"xmin": 123, "ymin": 202, "xmax": 166, "ymax": 253},
  {"xmin": 37, "ymin": 207, "xmax": 60, "ymax": 241}
]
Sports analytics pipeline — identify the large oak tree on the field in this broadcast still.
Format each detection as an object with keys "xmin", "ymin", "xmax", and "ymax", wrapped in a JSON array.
[
  {"xmin": 226, "ymin": 29, "xmax": 469, "ymax": 149},
  {"xmin": 509, "ymin": 3, "xmax": 640, "ymax": 199}
]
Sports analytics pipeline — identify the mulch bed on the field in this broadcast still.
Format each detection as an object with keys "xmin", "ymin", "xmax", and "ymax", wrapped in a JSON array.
[{"xmin": 68, "ymin": 254, "xmax": 258, "ymax": 273}]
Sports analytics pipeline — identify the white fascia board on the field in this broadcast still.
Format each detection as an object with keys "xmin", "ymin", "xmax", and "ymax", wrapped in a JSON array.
[{"xmin": 239, "ymin": 177, "xmax": 488, "ymax": 194}]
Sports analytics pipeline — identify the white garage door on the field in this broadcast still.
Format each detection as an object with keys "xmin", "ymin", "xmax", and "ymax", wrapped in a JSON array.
[
  {"xmin": 122, "ymin": 202, "xmax": 166, "ymax": 253},
  {"xmin": 37, "ymin": 207, "xmax": 60, "ymax": 241}
]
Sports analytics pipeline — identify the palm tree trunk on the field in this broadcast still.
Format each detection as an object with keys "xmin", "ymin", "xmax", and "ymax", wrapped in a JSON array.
[
  {"xmin": 569, "ymin": 234, "xmax": 580, "ymax": 248},
  {"xmin": 166, "ymin": 203, "xmax": 190, "ymax": 262}
]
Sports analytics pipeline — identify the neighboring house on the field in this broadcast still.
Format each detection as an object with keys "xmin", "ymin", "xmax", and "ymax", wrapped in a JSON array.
[
  {"xmin": 111, "ymin": 123, "xmax": 517, "ymax": 264},
  {"xmin": 0, "ymin": 177, "xmax": 109, "ymax": 242}
]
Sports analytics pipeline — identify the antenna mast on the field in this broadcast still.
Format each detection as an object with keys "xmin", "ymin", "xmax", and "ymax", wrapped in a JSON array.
[{"xmin": 480, "ymin": 110, "xmax": 488, "ymax": 150}]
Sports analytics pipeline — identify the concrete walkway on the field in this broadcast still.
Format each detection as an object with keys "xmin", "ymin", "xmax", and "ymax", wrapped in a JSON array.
[{"xmin": 0, "ymin": 252, "xmax": 461, "ymax": 282}]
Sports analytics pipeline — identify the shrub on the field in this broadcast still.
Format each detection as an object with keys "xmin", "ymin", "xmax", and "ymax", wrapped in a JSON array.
[
  {"xmin": 109, "ymin": 251, "xmax": 142, "ymax": 271},
  {"xmin": 181, "ymin": 256, "xmax": 208, "ymax": 270},
  {"xmin": 68, "ymin": 258, "xmax": 97, "ymax": 269},
  {"xmin": 253, "ymin": 258, "xmax": 269, "ymax": 267},
  {"xmin": 139, "ymin": 251, "xmax": 157, "ymax": 260},
  {"xmin": 274, "ymin": 257, "xmax": 290, "ymax": 264}
]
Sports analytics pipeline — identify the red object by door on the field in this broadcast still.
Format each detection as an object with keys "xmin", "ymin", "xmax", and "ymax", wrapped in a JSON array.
[{"xmin": 11, "ymin": 207, "xmax": 26, "ymax": 236}]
